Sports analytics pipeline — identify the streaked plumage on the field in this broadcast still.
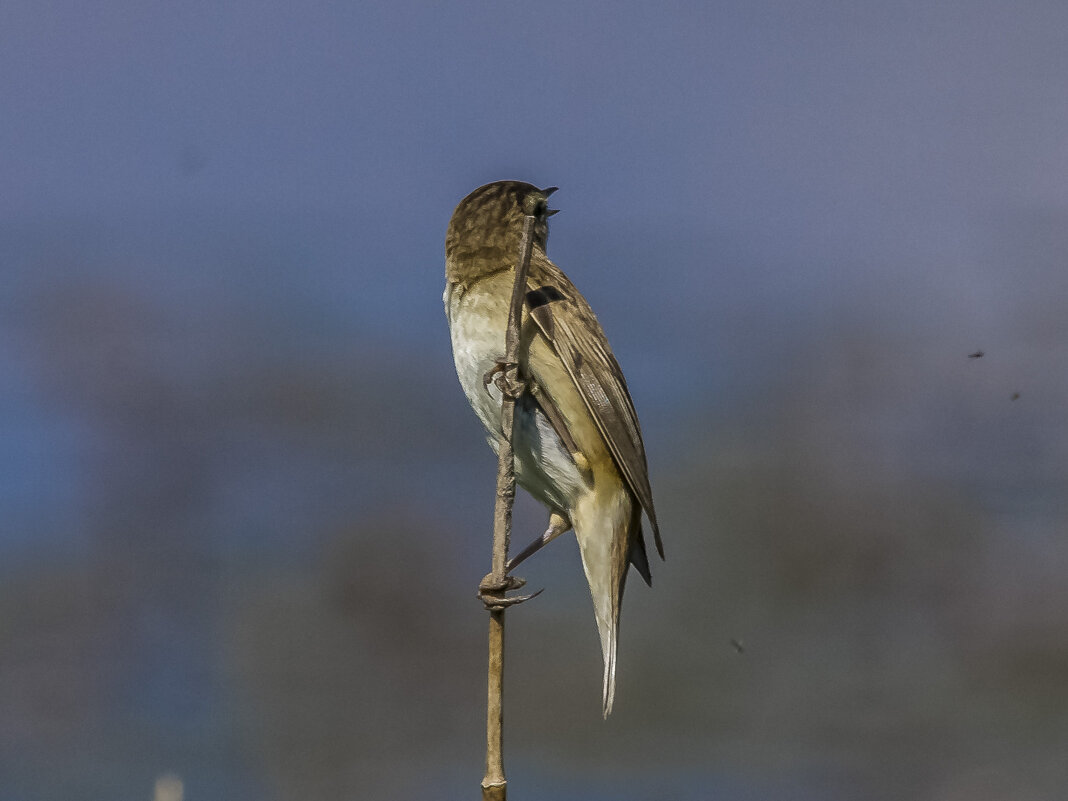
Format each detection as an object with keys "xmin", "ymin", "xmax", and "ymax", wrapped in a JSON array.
[{"xmin": 444, "ymin": 180, "xmax": 662, "ymax": 716}]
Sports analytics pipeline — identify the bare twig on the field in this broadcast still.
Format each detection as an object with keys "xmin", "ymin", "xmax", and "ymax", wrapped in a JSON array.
[{"xmin": 481, "ymin": 214, "xmax": 536, "ymax": 801}]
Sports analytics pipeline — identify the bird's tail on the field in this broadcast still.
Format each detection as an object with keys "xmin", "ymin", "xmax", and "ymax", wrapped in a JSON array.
[{"xmin": 574, "ymin": 489, "xmax": 638, "ymax": 717}]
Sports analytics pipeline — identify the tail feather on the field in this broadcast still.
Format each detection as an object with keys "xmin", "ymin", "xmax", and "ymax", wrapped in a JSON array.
[
  {"xmin": 574, "ymin": 487, "xmax": 639, "ymax": 717},
  {"xmin": 629, "ymin": 521, "xmax": 653, "ymax": 587},
  {"xmin": 601, "ymin": 622, "xmax": 617, "ymax": 717}
]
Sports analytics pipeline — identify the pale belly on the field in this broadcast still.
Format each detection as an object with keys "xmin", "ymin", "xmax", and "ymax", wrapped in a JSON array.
[{"xmin": 445, "ymin": 278, "xmax": 590, "ymax": 515}]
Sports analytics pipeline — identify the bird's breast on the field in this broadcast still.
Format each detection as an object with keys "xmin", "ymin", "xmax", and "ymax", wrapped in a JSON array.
[
  {"xmin": 445, "ymin": 276, "xmax": 593, "ymax": 513},
  {"xmin": 445, "ymin": 277, "xmax": 511, "ymax": 436}
]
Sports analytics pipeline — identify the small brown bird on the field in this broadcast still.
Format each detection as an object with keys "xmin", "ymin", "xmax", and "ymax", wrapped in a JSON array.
[{"xmin": 444, "ymin": 180, "xmax": 663, "ymax": 716}]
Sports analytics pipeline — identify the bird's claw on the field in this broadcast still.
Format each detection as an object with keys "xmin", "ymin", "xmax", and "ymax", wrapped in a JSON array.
[
  {"xmin": 482, "ymin": 360, "xmax": 527, "ymax": 400},
  {"xmin": 480, "ymin": 573, "xmax": 526, "ymax": 593},
  {"xmin": 478, "ymin": 572, "xmax": 543, "ymax": 611},
  {"xmin": 482, "ymin": 360, "xmax": 509, "ymax": 388},
  {"xmin": 479, "ymin": 588, "xmax": 544, "ymax": 611}
]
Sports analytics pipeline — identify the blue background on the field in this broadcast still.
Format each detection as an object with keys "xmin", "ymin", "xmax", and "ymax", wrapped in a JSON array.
[{"xmin": 2, "ymin": 2, "xmax": 1066, "ymax": 799}]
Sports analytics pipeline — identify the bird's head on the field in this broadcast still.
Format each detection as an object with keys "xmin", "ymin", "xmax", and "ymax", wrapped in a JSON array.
[{"xmin": 445, "ymin": 181, "xmax": 559, "ymax": 282}]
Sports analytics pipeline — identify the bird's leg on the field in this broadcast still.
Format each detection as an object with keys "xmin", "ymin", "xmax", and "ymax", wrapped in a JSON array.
[
  {"xmin": 479, "ymin": 514, "xmax": 567, "ymax": 609},
  {"xmin": 507, "ymin": 512, "xmax": 571, "ymax": 572},
  {"xmin": 477, "ymin": 513, "xmax": 567, "ymax": 611},
  {"xmin": 483, "ymin": 359, "xmax": 527, "ymax": 400}
]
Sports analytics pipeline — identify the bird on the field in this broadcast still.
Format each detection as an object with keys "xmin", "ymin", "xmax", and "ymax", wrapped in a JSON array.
[{"xmin": 443, "ymin": 180, "xmax": 663, "ymax": 716}]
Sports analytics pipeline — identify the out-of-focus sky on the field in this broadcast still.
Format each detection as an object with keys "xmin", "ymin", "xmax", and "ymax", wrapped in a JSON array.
[{"xmin": 2, "ymin": 2, "xmax": 1067, "ymax": 800}]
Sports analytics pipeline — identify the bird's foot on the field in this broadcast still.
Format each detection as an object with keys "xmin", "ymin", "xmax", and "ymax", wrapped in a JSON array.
[
  {"xmin": 478, "ymin": 572, "xmax": 542, "ymax": 611},
  {"xmin": 482, "ymin": 360, "xmax": 527, "ymax": 400}
]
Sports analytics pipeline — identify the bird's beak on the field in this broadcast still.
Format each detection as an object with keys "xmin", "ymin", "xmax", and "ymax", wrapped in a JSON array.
[{"xmin": 542, "ymin": 186, "xmax": 559, "ymax": 214}]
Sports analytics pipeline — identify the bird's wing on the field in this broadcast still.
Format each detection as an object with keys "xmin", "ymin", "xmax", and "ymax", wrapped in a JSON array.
[{"xmin": 524, "ymin": 263, "xmax": 663, "ymax": 559}]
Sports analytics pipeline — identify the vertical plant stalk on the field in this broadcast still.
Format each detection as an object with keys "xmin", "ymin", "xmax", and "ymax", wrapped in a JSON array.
[{"xmin": 481, "ymin": 214, "xmax": 536, "ymax": 801}]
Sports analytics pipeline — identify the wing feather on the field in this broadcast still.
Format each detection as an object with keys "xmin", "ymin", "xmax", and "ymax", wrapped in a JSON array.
[{"xmin": 525, "ymin": 258, "xmax": 664, "ymax": 559}]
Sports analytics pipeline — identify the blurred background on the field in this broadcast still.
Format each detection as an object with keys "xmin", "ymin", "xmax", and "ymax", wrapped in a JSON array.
[{"xmin": 2, "ymin": 1, "xmax": 1067, "ymax": 799}]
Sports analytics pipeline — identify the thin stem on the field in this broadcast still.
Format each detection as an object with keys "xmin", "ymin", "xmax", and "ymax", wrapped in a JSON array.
[
  {"xmin": 482, "ymin": 611, "xmax": 506, "ymax": 801},
  {"xmin": 481, "ymin": 215, "xmax": 536, "ymax": 801}
]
